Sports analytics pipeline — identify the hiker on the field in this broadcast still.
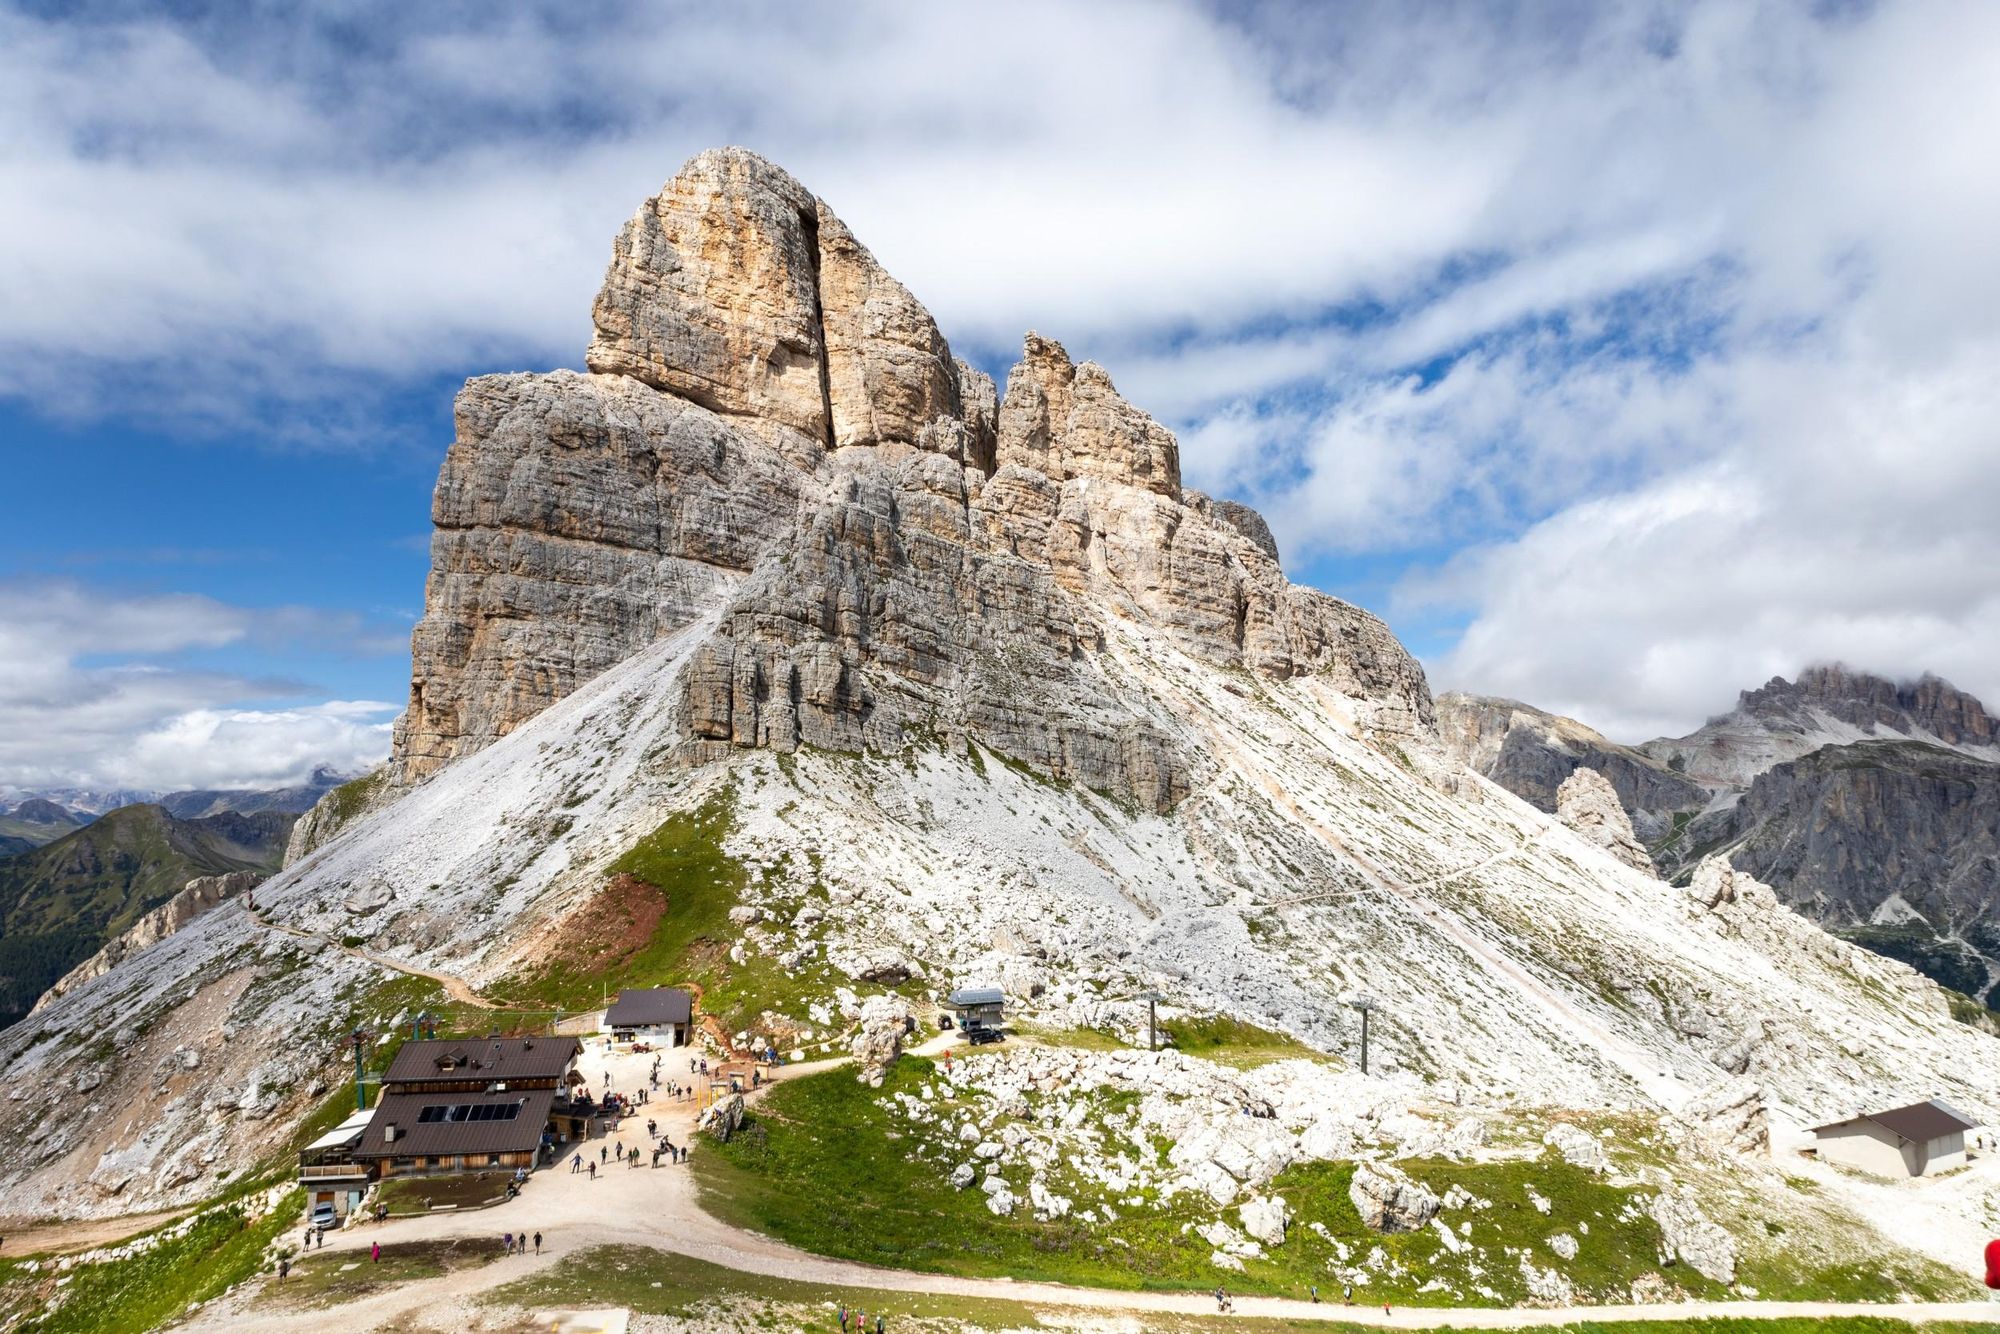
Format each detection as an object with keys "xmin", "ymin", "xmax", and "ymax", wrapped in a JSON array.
[
  {"xmin": 303, "ymin": 1227, "xmax": 312, "ymax": 1249},
  {"xmin": 838, "ymin": 1307, "xmax": 848, "ymax": 1332},
  {"xmin": 1383, "ymin": 1303, "xmax": 1392, "ymax": 1316},
  {"xmin": 1343, "ymin": 1283, "xmax": 1352, "ymax": 1305},
  {"xmin": 1310, "ymin": 1284, "xmax": 1319, "ymax": 1303},
  {"xmin": 571, "ymin": 1152, "xmax": 581, "ymax": 1173},
  {"xmin": 316, "ymin": 1228, "xmax": 325, "ymax": 1249},
  {"xmin": 600, "ymin": 1146, "xmax": 609, "ymax": 1164},
  {"xmin": 588, "ymin": 1161, "xmax": 596, "ymax": 1179},
  {"xmin": 534, "ymin": 1231, "xmax": 542, "ymax": 1255},
  {"xmin": 371, "ymin": 1241, "xmax": 381, "ymax": 1263},
  {"xmin": 875, "ymin": 1315, "xmax": 885, "ymax": 1333},
  {"xmin": 278, "ymin": 1257, "xmax": 289, "ymax": 1280},
  {"xmin": 503, "ymin": 1232, "xmax": 514, "ymax": 1252},
  {"xmin": 647, "ymin": 1119, "xmax": 657, "ymax": 1137}
]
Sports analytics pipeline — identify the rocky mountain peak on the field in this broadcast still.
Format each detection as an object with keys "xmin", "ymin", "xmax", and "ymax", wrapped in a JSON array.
[
  {"xmin": 1736, "ymin": 664, "xmax": 1996, "ymax": 749},
  {"xmin": 390, "ymin": 149, "xmax": 1429, "ymax": 797}
]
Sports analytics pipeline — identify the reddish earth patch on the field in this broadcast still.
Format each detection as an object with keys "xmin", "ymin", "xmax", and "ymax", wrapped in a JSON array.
[{"xmin": 531, "ymin": 873, "xmax": 669, "ymax": 976}]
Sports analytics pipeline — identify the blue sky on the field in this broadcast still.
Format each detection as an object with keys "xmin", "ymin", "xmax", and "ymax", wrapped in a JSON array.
[{"xmin": 4, "ymin": 0, "xmax": 1999, "ymax": 790}]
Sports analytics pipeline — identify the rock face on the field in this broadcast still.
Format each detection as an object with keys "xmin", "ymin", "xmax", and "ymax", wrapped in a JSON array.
[
  {"xmin": 1663, "ymin": 740, "xmax": 2000, "ymax": 1004},
  {"xmin": 1436, "ymin": 693, "xmax": 1707, "ymax": 843},
  {"xmin": 1555, "ymin": 768, "xmax": 1656, "ymax": 875},
  {"xmin": 391, "ymin": 147, "xmax": 1432, "ymax": 804},
  {"xmin": 33, "ymin": 871, "xmax": 262, "ymax": 1013}
]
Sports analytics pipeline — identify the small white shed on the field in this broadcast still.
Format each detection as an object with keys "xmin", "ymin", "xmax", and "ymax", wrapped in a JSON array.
[
  {"xmin": 1810, "ymin": 1098, "xmax": 1978, "ymax": 1178},
  {"xmin": 603, "ymin": 987, "xmax": 693, "ymax": 1045}
]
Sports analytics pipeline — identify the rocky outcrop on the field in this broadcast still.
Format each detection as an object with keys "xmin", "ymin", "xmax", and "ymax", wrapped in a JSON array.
[
  {"xmin": 1348, "ymin": 1160, "xmax": 1439, "ymax": 1232},
  {"xmin": 391, "ymin": 147, "xmax": 1432, "ymax": 805},
  {"xmin": 1685, "ymin": 1082, "xmax": 1770, "ymax": 1157},
  {"xmin": 1555, "ymin": 768, "xmax": 1656, "ymax": 875},
  {"xmin": 1647, "ymin": 1190, "xmax": 1736, "ymax": 1283},
  {"xmin": 850, "ymin": 994, "xmax": 911, "ymax": 1087},
  {"xmin": 33, "ymin": 871, "xmax": 261, "ymax": 1013},
  {"xmin": 1436, "ymin": 693, "xmax": 1706, "ymax": 842}
]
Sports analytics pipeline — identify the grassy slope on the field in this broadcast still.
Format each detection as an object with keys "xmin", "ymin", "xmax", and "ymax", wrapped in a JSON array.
[
  {"xmin": 697, "ymin": 1061, "xmax": 1970, "ymax": 1308},
  {"xmin": 487, "ymin": 1245, "xmax": 1994, "ymax": 1334},
  {"xmin": 497, "ymin": 785, "xmax": 862, "ymax": 1035},
  {"xmin": 0, "ymin": 1190, "xmax": 301, "ymax": 1334},
  {"xmin": 0, "ymin": 803, "xmax": 294, "ymax": 1023}
]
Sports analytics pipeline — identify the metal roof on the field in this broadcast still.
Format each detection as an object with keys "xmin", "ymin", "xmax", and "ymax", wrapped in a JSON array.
[
  {"xmin": 1812, "ymin": 1098, "xmax": 1980, "ymax": 1142},
  {"xmin": 946, "ymin": 987, "xmax": 1005, "ymax": 1008},
  {"xmin": 605, "ymin": 987, "xmax": 693, "ymax": 1027},
  {"xmin": 353, "ymin": 1088, "xmax": 556, "ymax": 1159},
  {"xmin": 381, "ymin": 1036, "xmax": 579, "ymax": 1086},
  {"xmin": 303, "ymin": 1108, "xmax": 376, "ymax": 1152}
]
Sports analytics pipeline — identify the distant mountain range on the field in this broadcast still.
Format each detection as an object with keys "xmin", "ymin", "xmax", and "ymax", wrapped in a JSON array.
[
  {"xmin": 0, "ymin": 768, "xmax": 350, "ymax": 850},
  {"xmin": 1439, "ymin": 665, "xmax": 2000, "ymax": 1008},
  {"xmin": 0, "ymin": 798, "xmax": 310, "ymax": 1028}
]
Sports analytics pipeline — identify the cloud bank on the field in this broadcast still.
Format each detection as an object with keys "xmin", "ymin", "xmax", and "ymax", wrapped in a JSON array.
[{"xmin": 3, "ymin": 0, "xmax": 1996, "ymax": 744}]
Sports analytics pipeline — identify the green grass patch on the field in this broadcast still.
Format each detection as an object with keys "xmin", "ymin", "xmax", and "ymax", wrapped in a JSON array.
[
  {"xmin": 496, "ymin": 786, "xmax": 857, "ymax": 1035},
  {"xmin": 1160, "ymin": 1013, "xmax": 1327, "ymax": 1068},
  {"xmin": 262, "ymin": 1236, "xmax": 502, "ymax": 1310},
  {"xmin": 375, "ymin": 1171, "xmax": 514, "ymax": 1215},
  {"xmin": 3, "ymin": 1190, "xmax": 301, "ymax": 1334},
  {"xmin": 693, "ymin": 1060, "xmax": 1694, "ymax": 1305}
]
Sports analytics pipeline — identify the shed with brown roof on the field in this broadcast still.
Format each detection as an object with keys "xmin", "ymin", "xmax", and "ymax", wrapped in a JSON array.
[
  {"xmin": 1810, "ymin": 1098, "xmax": 1979, "ymax": 1178},
  {"xmin": 603, "ymin": 988, "xmax": 692, "ymax": 1045}
]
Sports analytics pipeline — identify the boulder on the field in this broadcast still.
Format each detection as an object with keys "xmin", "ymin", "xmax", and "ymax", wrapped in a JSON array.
[
  {"xmin": 1648, "ymin": 1190, "xmax": 1736, "ymax": 1283},
  {"xmin": 1543, "ymin": 1123, "xmax": 1607, "ymax": 1172},
  {"xmin": 849, "ymin": 994, "xmax": 911, "ymax": 1086},
  {"xmin": 1238, "ymin": 1194, "xmax": 1290, "ymax": 1246},
  {"xmin": 1348, "ymin": 1161, "xmax": 1439, "ymax": 1233}
]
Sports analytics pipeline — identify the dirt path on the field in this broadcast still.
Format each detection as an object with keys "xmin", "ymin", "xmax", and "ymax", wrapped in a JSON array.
[
  {"xmin": 0, "ymin": 1207, "xmax": 187, "ymax": 1257},
  {"xmin": 243, "ymin": 907, "xmax": 509, "ymax": 1011}
]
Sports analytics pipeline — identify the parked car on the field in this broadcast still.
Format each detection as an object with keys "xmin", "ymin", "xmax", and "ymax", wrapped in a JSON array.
[
  {"xmin": 965, "ymin": 1024, "xmax": 1004, "ymax": 1046},
  {"xmin": 309, "ymin": 1202, "xmax": 339, "ymax": 1230}
]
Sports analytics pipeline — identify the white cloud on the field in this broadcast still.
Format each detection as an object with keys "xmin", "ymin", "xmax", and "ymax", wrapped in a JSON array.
[
  {"xmin": 4, "ymin": 1, "xmax": 1999, "ymax": 745},
  {"xmin": 0, "ymin": 582, "xmax": 396, "ymax": 791}
]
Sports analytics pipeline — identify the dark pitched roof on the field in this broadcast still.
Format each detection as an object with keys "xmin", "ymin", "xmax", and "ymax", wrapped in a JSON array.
[
  {"xmin": 605, "ymin": 988, "xmax": 692, "ymax": 1027},
  {"xmin": 1812, "ymin": 1098, "xmax": 1980, "ymax": 1141},
  {"xmin": 381, "ymin": 1036, "xmax": 579, "ymax": 1086},
  {"xmin": 353, "ymin": 1088, "xmax": 556, "ymax": 1159}
]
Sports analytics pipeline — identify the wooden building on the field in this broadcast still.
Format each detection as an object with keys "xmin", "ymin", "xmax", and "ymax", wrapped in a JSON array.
[{"xmin": 351, "ymin": 1035, "xmax": 583, "ymax": 1180}]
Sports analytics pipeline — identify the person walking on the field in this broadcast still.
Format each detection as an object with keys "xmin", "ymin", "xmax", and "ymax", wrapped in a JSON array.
[
  {"xmin": 534, "ymin": 1231, "xmax": 542, "ymax": 1255},
  {"xmin": 278, "ymin": 1257, "xmax": 289, "ymax": 1280},
  {"xmin": 588, "ymin": 1160, "xmax": 596, "ymax": 1180},
  {"xmin": 1343, "ymin": 1283, "xmax": 1352, "ymax": 1306},
  {"xmin": 503, "ymin": 1232, "xmax": 514, "ymax": 1253},
  {"xmin": 316, "ymin": 1228, "xmax": 325, "ymax": 1249},
  {"xmin": 303, "ymin": 1227, "xmax": 312, "ymax": 1250},
  {"xmin": 371, "ymin": 1241, "xmax": 381, "ymax": 1263},
  {"xmin": 600, "ymin": 1145, "xmax": 608, "ymax": 1164},
  {"xmin": 875, "ymin": 1314, "xmax": 885, "ymax": 1333},
  {"xmin": 838, "ymin": 1307, "xmax": 848, "ymax": 1332},
  {"xmin": 1310, "ymin": 1284, "xmax": 1318, "ymax": 1303},
  {"xmin": 571, "ymin": 1152, "xmax": 582, "ymax": 1174}
]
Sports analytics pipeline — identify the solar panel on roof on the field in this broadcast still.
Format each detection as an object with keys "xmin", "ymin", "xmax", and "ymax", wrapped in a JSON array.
[{"xmin": 416, "ymin": 1102, "xmax": 524, "ymax": 1124}]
